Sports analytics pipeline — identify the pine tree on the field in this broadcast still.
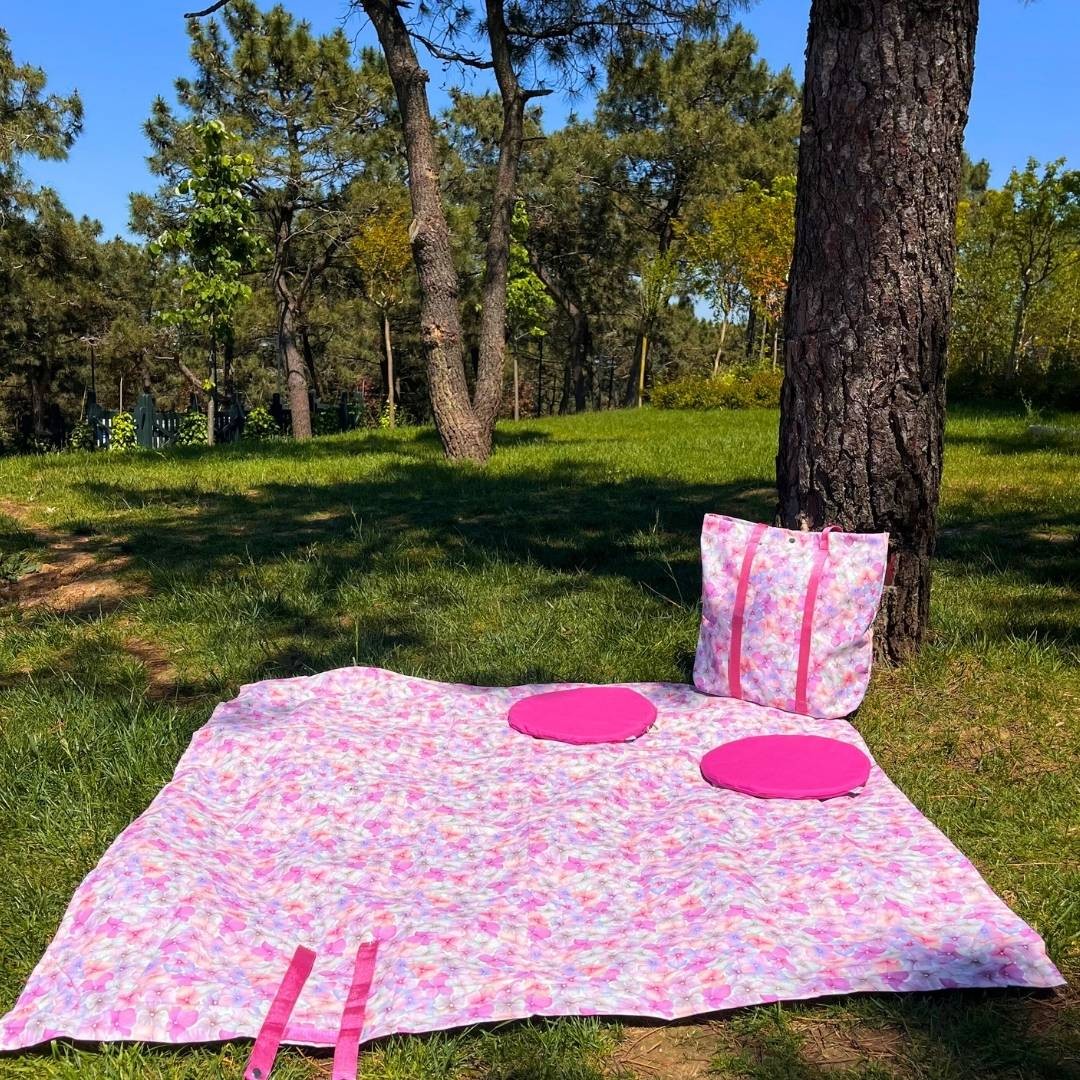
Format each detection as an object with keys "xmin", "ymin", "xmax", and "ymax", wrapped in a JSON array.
[
  {"xmin": 777, "ymin": 0, "xmax": 980, "ymax": 660},
  {"xmin": 148, "ymin": 1, "xmax": 398, "ymax": 438}
]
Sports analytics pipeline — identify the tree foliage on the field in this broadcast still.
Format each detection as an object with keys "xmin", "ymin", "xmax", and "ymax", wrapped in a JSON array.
[
  {"xmin": 0, "ymin": 29, "xmax": 82, "ymax": 206},
  {"xmin": 153, "ymin": 120, "xmax": 262, "ymax": 345},
  {"xmin": 952, "ymin": 159, "xmax": 1080, "ymax": 403},
  {"xmin": 0, "ymin": 14, "xmax": 1076, "ymax": 449}
]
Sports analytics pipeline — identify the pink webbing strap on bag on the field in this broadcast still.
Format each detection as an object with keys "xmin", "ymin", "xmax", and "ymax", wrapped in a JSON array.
[
  {"xmin": 794, "ymin": 526, "xmax": 840, "ymax": 715},
  {"xmin": 728, "ymin": 522, "xmax": 768, "ymax": 699},
  {"xmin": 331, "ymin": 941, "xmax": 380, "ymax": 1080},
  {"xmin": 245, "ymin": 945, "xmax": 316, "ymax": 1080}
]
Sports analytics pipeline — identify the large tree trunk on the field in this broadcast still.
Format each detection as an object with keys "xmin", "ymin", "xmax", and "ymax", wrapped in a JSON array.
[
  {"xmin": 363, "ymin": 1, "xmax": 495, "ymax": 462},
  {"xmin": 777, "ymin": 0, "xmax": 978, "ymax": 662},
  {"xmin": 473, "ymin": 0, "xmax": 530, "ymax": 434}
]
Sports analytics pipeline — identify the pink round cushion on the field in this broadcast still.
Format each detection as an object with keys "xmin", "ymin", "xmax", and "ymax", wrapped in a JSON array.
[
  {"xmin": 508, "ymin": 687, "xmax": 657, "ymax": 745},
  {"xmin": 700, "ymin": 734, "xmax": 871, "ymax": 799}
]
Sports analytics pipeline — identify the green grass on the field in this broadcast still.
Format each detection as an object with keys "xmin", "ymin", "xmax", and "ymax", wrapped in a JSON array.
[{"xmin": 0, "ymin": 405, "xmax": 1077, "ymax": 1079}]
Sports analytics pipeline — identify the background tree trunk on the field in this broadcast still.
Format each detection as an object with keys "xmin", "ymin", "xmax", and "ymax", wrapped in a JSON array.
[
  {"xmin": 382, "ymin": 308, "xmax": 396, "ymax": 428},
  {"xmin": 363, "ymin": 0, "xmax": 493, "ymax": 462},
  {"xmin": 278, "ymin": 299, "xmax": 312, "ymax": 440},
  {"xmin": 301, "ymin": 326, "xmax": 321, "ymax": 400},
  {"xmin": 29, "ymin": 369, "xmax": 50, "ymax": 439},
  {"xmin": 571, "ymin": 311, "xmax": 590, "ymax": 413},
  {"xmin": 530, "ymin": 254, "xmax": 590, "ymax": 413},
  {"xmin": 777, "ymin": 0, "xmax": 978, "ymax": 662},
  {"xmin": 637, "ymin": 334, "xmax": 649, "ymax": 407}
]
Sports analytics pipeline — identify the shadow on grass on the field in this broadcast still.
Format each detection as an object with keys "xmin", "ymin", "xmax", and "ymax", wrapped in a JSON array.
[{"xmin": 77, "ymin": 459, "xmax": 773, "ymax": 613}]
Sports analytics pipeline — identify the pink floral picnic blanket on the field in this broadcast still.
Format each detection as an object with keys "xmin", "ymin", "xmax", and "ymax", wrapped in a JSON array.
[{"xmin": 1, "ymin": 667, "xmax": 1063, "ymax": 1053}]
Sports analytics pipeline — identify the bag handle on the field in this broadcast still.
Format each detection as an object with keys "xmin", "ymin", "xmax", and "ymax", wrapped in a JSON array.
[
  {"xmin": 728, "ymin": 522, "xmax": 768, "ymax": 699},
  {"xmin": 795, "ymin": 525, "xmax": 841, "ymax": 714}
]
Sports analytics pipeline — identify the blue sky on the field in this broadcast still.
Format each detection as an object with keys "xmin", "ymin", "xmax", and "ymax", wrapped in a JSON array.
[{"xmin": 6, "ymin": 0, "xmax": 1078, "ymax": 239}]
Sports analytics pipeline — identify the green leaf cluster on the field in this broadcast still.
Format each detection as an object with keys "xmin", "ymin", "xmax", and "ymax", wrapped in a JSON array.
[{"xmin": 152, "ymin": 120, "xmax": 262, "ymax": 345}]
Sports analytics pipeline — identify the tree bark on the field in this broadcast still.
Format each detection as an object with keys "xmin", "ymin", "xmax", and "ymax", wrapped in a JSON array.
[
  {"xmin": 301, "ymin": 326, "xmax": 322, "ymax": 399},
  {"xmin": 637, "ymin": 333, "xmax": 649, "ymax": 407},
  {"xmin": 512, "ymin": 348, "xmax": 520, "ymax": 421},
  {"xmin": 777, "ymin": 0, "xmax": 978, "ymax": 662},
  {"xmin": 271, "ymin": 210, "xmax": 313, "ymax": 440},
  {"xmin": 277, "ymin": 291, "xmax": 312, "ymax": 440},
  {"xmin": 624, "ymin": 330, "xmax": 645, "ymax": 407},
  {"xmin": 712, "ymin": 317, "xmax": 728, "ymax": 375},
  {"xmin": 362, "ymin": 0, "xmax": 493, "ymax": 462},
  {"xmin": 28, "ymin": 368, "xmax": 49, "ymax": 439},
  {"xmin": 472, "ymin": 0, "xmax": 530, "ymax": 434}
]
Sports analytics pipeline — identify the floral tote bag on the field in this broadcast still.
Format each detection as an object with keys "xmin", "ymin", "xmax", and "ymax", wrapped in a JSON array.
[{"xmin": 694, "ymin": 514, "xmax": 890, "ymax": 719}]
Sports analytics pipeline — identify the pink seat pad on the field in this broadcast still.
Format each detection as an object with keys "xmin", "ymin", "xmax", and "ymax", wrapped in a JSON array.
[
  {"xmin": 701, "ymin": 734, "xmax": 871, "ymax": 799},
  {"xmin": 508, "ymin": 686, "xmax": 657, "ymax": 744}
]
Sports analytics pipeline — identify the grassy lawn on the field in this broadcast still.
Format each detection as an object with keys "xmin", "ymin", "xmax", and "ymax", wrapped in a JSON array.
[{"xmin": 0, "ymin": 405, "xmax": 1076, "ymax": 1079}]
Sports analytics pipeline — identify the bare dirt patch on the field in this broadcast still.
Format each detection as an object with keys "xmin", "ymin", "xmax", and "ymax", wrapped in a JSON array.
[
  {"xmin": 0, "ymin": 500, "xmax": 145, "ymax": 617},
  {"xmin": 791, "ymin": 1015, "xmax": 905, "ymax": 1071},
  {"xmin": 612, "ymin": 1022, "xmax": 724, "ymax": 1078},
  {"xmin": 120, "ymin": 636, "xmax": 182, "ymax": 700}
]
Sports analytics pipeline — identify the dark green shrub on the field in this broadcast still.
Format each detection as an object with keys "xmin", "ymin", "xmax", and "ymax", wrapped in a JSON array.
[
  {"xmin": 68, "ymin": 420, "xmax": 96, "ymax": 451},
  {"xmin": 314, "ymin": 407, "xmax": 341, "ymax": 436}
]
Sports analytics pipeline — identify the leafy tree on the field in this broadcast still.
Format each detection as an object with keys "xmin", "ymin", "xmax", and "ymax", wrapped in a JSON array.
[
  {"xmin": 683, "ymin": 197, "xmax": 745, "ymax": 372},
  {"xmin": 526, "ymin": 119, "xmax": 635, "ymax": 413},
  {"xmin": 153, "ymin": 119, "xmax": 262, "ymax": 446},
  {"xmin": 506, "ymin": 202, "xmax": 553, "ymax": 419},
  {"xmin": 150, "ymin": 1, "xmax": 397, "ymax": 438},
  {"xmin": 351, "ymin": 195, "xmax": 414, "ymax": 427},
  {"xmin": 951, "ymin": 159, "xmax": 1080, "ymax": 400},
  {"xmin": 0, "ymin": 32, "xmax": 87, "ymax": 442},
  {"xmin": 686, "ymin": 175, "xmax": 795, "ymax": 371},
  {"xmin": 960, "ymin": 150, "xmax": 990, "ymax": 203},
  {"xmin": 595, "ymin": 31, "xmax": 798, "ymax": 402},
  {"xmin": 777, "ymin": 0, "xmax": 978, "ymax": 661},
  {"xmin": 598, "ymin": 31, "xmax": 798, "ymax": 254},
  {"xmin": 633, "ymin": 249, "xmax": 681, "ymax": 405},
  {"xmin": 340, "ymin": 0, "xmax": 725, "ymax": 461},
  {"xmin": 996, "ymin": 160, "xmax": 1080, "ymax": 373}
]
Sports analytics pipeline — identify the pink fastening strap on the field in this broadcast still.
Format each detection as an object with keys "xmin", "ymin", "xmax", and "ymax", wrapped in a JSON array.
[
  {"xmin": 332, "ymin": 942, "xmax": 380, "ymax": 1080},
  {"xmin": 729, "ymin": 522, "xmax": 768, "ymax": 699},
  {"xmin": 245, "ymin": 945, "xmax": 316, "ymax": 1080},
  {"xmin": 794, "ymin": 526, "xmax": 840, "ymax": 715}
]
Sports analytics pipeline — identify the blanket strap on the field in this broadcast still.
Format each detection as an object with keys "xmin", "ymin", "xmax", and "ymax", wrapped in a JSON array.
[
  {"xmin": 795, "ymin": 526, "xmax": 840, "ymax": 715},
  {"xmin": 729, "ymin": 522, "xmax": 768, "ymax": 699},
  {"xmin": 332, "ymin": 941, "xmax": 380, "ymax": 1080},
  {"xmin": 244, "ymin": 945, "xmax": 316, "ymax": 1080}
]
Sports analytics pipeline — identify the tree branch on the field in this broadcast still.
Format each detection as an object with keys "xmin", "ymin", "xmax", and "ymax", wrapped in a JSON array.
[
  {"xmin": 178, "ymin": 360, "xmax": 207, "ymax": 398},
  {"xmin": 184, "ymin": 0, "xmax": 231, "ymax": 17}
]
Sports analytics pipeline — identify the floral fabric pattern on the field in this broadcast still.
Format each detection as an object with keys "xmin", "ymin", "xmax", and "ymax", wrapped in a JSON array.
[
  {"xmin": 694, "ymin": 515, "xmax": 890, "ymax": 718},
  {"xmin": 0, "ymin": 668, "xmax": 1062, "ymax": 1053}
]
